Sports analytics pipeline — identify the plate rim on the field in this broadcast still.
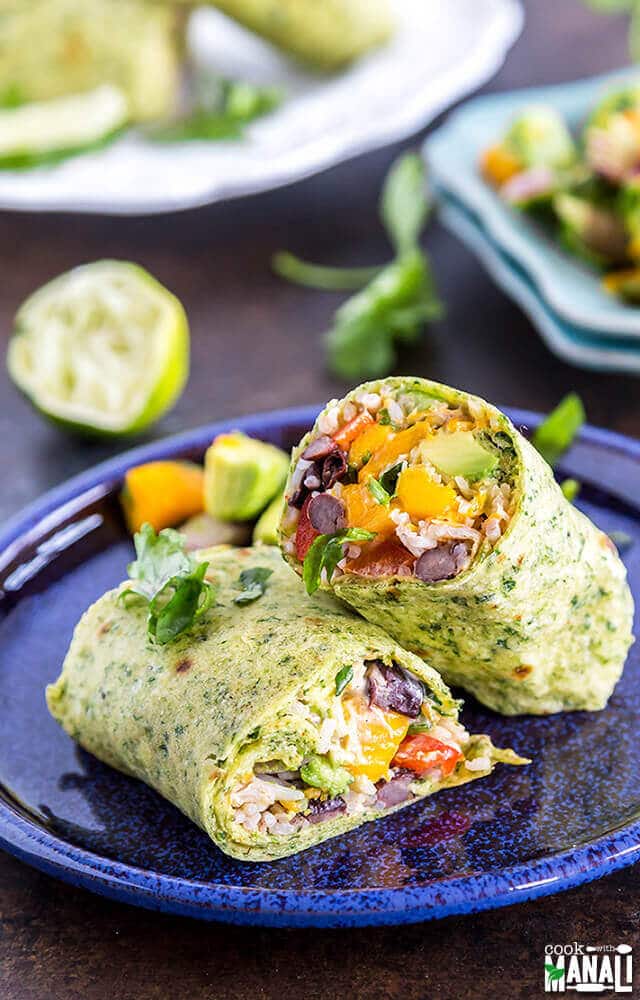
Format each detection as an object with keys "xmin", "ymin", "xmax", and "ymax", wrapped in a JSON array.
[
  {"xmin": 423, "ymin": 67, "xmax": 640, "ymax": 338},
  {"xmin": 436, "ymin": 193, "xmax": 640, "ymax": 374},
  {"xmin": 0, "ymin": 404, "xmax": 639, "ymax": 927},
  {"xmin": 0, "ymin": 0, "xmax": 523, "ymax": 216}
]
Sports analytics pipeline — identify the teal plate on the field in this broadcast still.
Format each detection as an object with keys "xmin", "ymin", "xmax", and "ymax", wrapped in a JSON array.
[
  {"xmin": 424, "ymin": 69, "xmax": 640, "ymax": 341},
  {"xmin": 437, "ymin": 191, "xmax": 640, "ymax": 374}
]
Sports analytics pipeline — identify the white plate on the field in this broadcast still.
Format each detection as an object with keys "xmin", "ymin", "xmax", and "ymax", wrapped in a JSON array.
[{"xmin": 0, "ymin": 0, "xmax": 522, "ymax": 215}]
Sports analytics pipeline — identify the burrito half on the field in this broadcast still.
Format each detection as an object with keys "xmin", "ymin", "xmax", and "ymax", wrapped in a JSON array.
[
  {"xmin": 47, "ymin": 545, "xmax": 524, "ymax": 861},
  {"xmin": 280, "ymin": 377, "xmax": 634, "ymax": 715}
]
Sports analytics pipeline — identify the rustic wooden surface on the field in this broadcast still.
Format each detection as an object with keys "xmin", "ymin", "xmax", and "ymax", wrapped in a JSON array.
[{"xmin": 1, "ymin": 1, "xmax": 638, "ymax": 997}]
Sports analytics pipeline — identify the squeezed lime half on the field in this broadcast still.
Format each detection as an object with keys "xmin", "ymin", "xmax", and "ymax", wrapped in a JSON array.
[{"xmin": 7, "ymin": 260, "xmax": 189, "ymax": 436}]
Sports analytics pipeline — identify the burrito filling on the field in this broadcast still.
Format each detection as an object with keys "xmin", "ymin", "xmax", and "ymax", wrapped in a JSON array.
[
  {"xmin": 282, "ymin": 382, "xmax": 518, "ymax": 584},
  {"xmin": 230, "ymin": 659, "xmax": 478, "ymax": 839}
]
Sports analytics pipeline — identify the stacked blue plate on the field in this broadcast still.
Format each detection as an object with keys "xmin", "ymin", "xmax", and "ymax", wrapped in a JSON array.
[{"xmin": 423, "ymin": 69, "xmax": 640, "ymax": 374}]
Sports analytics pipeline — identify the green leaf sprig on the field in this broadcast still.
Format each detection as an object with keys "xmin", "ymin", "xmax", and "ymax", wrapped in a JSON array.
[
  {"xmin": 334, "ymin": 665, "xmax": 354, "ymax": 695},
  {"xmin": 532, "ymin": 392, "xmax": 585, "ymax": 467},
  {"xmin": 234, "ymin": 566, "xmax": 273, "ymax": 605},
  {"xmin": 272, "ymin": 152, "xmax": 443, "ymax": 380},
  {"xmin": 150, "ymin": 77, "xmax": 282, "ymax": 144},
  {"xmin": 303, "ymin": 528, "xmax": 376, "ymax": 595},
  {"xmin": 531, "ymin": 392, "xmax": 586, "ymax": 502},
  {"xmin": 120, "ymin": 523, "xmax": 214, "ymax": 645}
]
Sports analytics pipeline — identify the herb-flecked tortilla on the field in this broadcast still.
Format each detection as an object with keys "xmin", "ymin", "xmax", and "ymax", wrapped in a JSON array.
[
  {"xmin": 47, "ymin": 546, "xmax": 525, "ymax": 862},
  {"xmin": 280, "ymin": 378, "xmax": 634, "ymax": 716}
]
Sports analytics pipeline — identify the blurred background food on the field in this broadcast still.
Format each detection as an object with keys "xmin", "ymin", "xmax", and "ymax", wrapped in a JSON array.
[
  {"xmin": 0, "ymin": 0, "xmax": 397, "ymax": 174},
  {"xmin": 0, "ymin": 0, "xmax": 187, "ymax": 122}
]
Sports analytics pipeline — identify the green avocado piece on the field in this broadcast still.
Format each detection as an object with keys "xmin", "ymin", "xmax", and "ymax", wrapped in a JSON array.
[
  {"xmin": 419, "ymin": 431, "xmax": 499, "ymax": 482},
  {"xmin": 204, "ymin": 431, "xmax": 289, "ymax": 522},
  {"xmin": 300, "ymin": 754, "xmax": 353, "ymax": 797},
  {"xmin": 253, "ymin": 493, "xmax": 285, "ymax": 545}
]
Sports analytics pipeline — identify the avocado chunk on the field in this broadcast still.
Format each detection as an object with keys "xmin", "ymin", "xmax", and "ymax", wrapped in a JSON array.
[
  {"xmin": 253, "ymin": 492, "xmax": 284, "ymax": 545},
  {"xmin": 300, "ymin": 754, "xmax": 353, "ymax": 798},
  {"xmin": 204, "ymin": 432, "xmax": 289, "ymax": 521},
  {"xmin": 420, "ymin": 431, "xmax": 499, "ymax": 482}
]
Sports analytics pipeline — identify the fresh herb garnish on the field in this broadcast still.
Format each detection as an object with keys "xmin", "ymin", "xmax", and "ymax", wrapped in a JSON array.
[
  {"xmin": 407, "ymin": 718, "xmax": 433, "ymax": 735},
  {"xmin": 150, "ymin": 77, "xmax": 282, "ymax": 144},
  {"xmin": 368, "ymin": 477, "xmax": 392, "ymax": 506},
  {"xmin": 271, "ymin": 253, "xmax": 381, "ymax": 291},
  {"xmin": 532, "ymin": 392, "xmax": 585, "ymax": 467},
  {"xmin": 560, "ymin": 477, "xmax": 581, "ymax": 501},
  {"xmin": 335, "ymin": 665, "xmax": 354, "ymax": 695},
  {"xmin": 378, "ymin": 407, "xmax": 392, "ymax": 425},
  {"xmin": 273, "ymin": 152, "xmax": 443, "ymax": 380},
  {"xmin": 120, "ymin": 523, "xmax": 214, "ymax": 645},
  {"xmin": 378, "ymin": 461, "xmax": 403, "ymax": 496},
  {"xmin": 303, "ymin": 528, "xmax": 376, "ymax": 595},
  {"xmin": 234, "ymin": 566, "xmax": 273, "ymax": 605}
]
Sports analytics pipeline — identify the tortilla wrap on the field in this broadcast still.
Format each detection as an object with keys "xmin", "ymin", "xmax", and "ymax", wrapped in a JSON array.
[
  {"xmin": 47, "ymin": 545, "xmax": 524, "ymax": 862},
  {"xmin": 280, "ymin": 377, "xmax": 634, "ymax": 715}
]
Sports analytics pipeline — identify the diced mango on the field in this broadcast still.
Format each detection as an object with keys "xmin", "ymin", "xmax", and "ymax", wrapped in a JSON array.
[
  {"xmin": 396, "ymin": 467, "xmax": 456, "ymax": 520},
  {"xmin": 480, "ymin": 143, "xmax": 522, "ymax": 186},
  {"xmin": 349, "ymin": 422, "xmax": 393, "ymax": 468},
  {"xmin": 359, "ymin": 421, "xmax": 431, "ymax": 482},
  {"xmin": 120, "ymin": 461, "xmax": 204, "ymax": 534},
  {"xmin": 342, "ymin": 483, "xmax": 396, "ymax": 536},
  {"xmin": 343, "ymin": 697, "xmax": 410, "ymax": 783}
]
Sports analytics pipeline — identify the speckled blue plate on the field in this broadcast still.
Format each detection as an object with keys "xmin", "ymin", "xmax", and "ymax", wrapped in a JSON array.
[{"xmin": 0, "ymin": 407, "xmax": 638, "ymax": 927}]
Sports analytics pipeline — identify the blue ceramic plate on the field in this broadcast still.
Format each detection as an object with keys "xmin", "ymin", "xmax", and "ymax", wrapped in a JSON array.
[
  {"xmin": 0, "ymin": 407, "xmax": 639, "ymax": 928},
  {"xmin": 437, "ymin": 192, "xmax": 640, "ymax": 374},
  {"xmin": 424, "ymin": 69, "xmax": 640, "ymax": 340}
]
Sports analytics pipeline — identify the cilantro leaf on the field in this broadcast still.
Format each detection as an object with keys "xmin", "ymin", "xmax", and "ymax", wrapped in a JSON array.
[
  {"xmin": 378, "ymin": 462, "xmax": 403, "ymax": 496},
  {"xmin": 380, "ymin": 152, "xmax": 432, "ymax": 255},
  {"xmin": 303, "ymin": 528, "xmax": 376, "ymax": 594},
  {"xmin": 234, "ymin": 566, "xmax": 273, "ymax": 605},
  {"xmin": 368, "ymin": 477, "xmax": 392, "ymax": 506},
  {"xmin": 271, "ymin": 252, "xmax": 382, "ymax": 291},
  {"xmin": 272, "ymin": 151, "xmax": 443, "ymax": 381},
  {"xmin": 532, "ymin": 392, "xmax": 585, "ymax": 467},
  {"xmin": 326, "ymin": 250, "xmax": 443, "ymax": 381},
  {"xmin": 335, "ymin": 665, "xmax": 354, "ymax": 695},
  {"xmin": 150, "ymin": 77, "xmax": 282, "ymax": 144},
  {"xmin": 120, "ymin": 523, "xmax": 214, "ymax": 644}
]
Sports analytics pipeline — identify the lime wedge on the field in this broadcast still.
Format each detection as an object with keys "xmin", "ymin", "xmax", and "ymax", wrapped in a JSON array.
[
  {"xmin": 0, "ymin": 84, "xmax": 128, "ymax": 168},
  {"xmin": 7, "ymin": 260, "xmax": 189, "ymax": 437}
]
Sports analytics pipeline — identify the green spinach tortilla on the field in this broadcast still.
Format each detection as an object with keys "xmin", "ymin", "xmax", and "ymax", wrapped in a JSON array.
[
  {"xmin": 47, "ymin": 545, "xmax": 524, "ymax": 862},
  {"xmin": 280, "ymin": 377, "xmax": 634, "ymax": 715}
]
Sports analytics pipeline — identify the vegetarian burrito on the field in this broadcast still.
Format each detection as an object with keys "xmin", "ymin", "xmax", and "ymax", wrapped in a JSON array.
[
  {"xmin": 47, "ymin": 544, "xmax": 524, "ymax": 861},
  {"xmin": 280, "ymin": 377, "xmax": 634, "ymax": 715}
]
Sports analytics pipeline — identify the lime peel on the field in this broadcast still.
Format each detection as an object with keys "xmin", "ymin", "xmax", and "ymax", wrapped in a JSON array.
[{"xmin": 7, "ymin": 260, "xmax": 189, "ymax": 437}]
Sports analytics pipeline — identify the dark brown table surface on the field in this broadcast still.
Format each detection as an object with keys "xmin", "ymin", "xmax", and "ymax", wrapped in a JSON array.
[{"xmin": 1, "ymin": 2, "xmax": 639, "ymax": 997}]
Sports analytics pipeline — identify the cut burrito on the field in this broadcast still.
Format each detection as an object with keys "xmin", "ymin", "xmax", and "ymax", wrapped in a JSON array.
[
  {"xmin": 280, "ymin": 377, "xmax": 634, "ymax": 715},
  {"xmin": 47, "ymin": 545, "xmax": 524, "ymax": 862}
]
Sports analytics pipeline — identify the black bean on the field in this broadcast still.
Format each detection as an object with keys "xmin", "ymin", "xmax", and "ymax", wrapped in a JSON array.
[
  {"xmin": 368, "ymin": 661, "xmax": 423, "ymax": 718},
  {"xmin": 415, "ymin": 542, "xmax": 470, "ymax": 583},
  {"xmin": 321, "ymin": 449, "xmax": 348, "ymax": 489},
  {"xmin": 375, "ymin": 772, "xmax": 414, "ymax": 809},
  {"xmin": 302, "ymin": 435, "xmax": 338, "ymax": 461},
  {"xmin": 306, "ymin": 796, "xmax": 346, "ymax": 824},
  {"xmin": 308, "ymin": 494, "xmax": 347, "ymax": 534}
]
